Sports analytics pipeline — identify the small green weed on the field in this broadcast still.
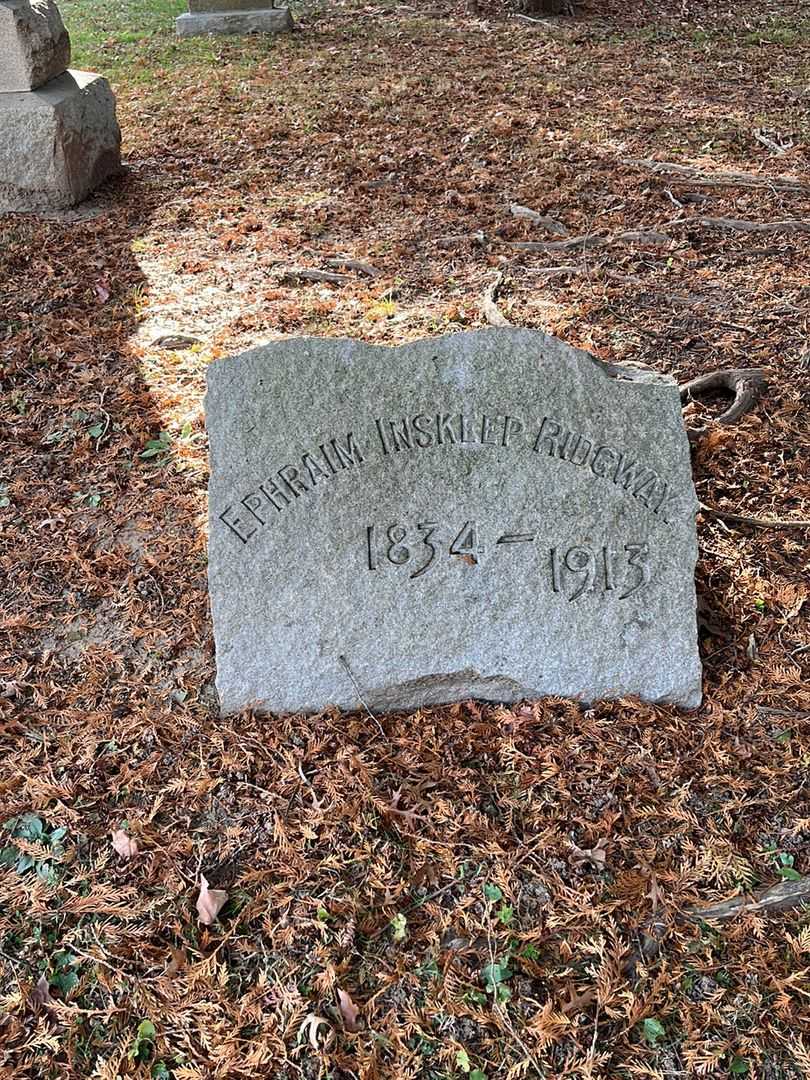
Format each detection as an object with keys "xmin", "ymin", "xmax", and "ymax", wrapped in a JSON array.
[
  {"xmin": 641, "ymin": 1017, "xmax": 666, "ymax": 1046},
  {"xmin": 128, "ymin": 1019, "xmax": 156, "ymax": 1064},
  {"xmin": 0, "ymin": 813, "xmax": 67, "ymax": 885},
  {"xmin": 140, "ymin": 431, "xmax": 172, "ymax": 460}
]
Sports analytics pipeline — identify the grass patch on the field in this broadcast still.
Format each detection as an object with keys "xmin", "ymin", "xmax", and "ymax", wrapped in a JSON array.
[{"xmin": 61, "ymin": 0, "xmax": 294, "ymax": 82}]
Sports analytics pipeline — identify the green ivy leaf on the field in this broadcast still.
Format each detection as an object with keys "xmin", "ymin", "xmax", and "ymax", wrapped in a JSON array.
[
  {"xmin": 137, "ymin": 1020, "xmax": 156, "ymax": 1042},
  {"xmin": 497, "ymin": 904, "xmax": 513, "ymax": 926},
  {"xmin": 51, "ymin": 968, "xmax": 79, "ymax": 995},
  {"xmin": 778, "ymin": 866, "xmax": 802, "ymax": 881},
  {"xmin": 729, "ymin": 1055, "xmax": 749, "ymax": 1075},
  {"xmin": 0, "ymin": 845, "xmax": 19, "ymax": 866},
  {"xmin": 483, "ymin": 883, "xmax": 503, "ymax": 903},
  {"xmin": 641, "ymin": 1017, "xmax": 666, "ymax": 1046},
  {"xmin": 16, "ymin": 814, "xmax": 44, "ymax": 840},
  {"xmin": 36, "ymin": 861, "xmax": 57, "ymax": 885},
  {"xmin": 481, "ymin": 960, "xmax": 511, "ymax": 992}
]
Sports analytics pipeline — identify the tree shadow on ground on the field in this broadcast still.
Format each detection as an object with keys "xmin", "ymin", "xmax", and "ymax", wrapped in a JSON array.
[{"xmin": 0, "ymin": 164, "xmax": 215, "ymax": 784}]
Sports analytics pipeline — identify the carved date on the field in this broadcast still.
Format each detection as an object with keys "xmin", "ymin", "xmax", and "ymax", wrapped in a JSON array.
[{"xmin": 365, "ymin": 521, "xmax": 652, "ymax": 599}]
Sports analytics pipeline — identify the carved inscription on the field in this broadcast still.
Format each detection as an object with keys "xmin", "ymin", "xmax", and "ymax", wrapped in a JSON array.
[
  {"xmin": 219, "ymin": 432, "xmax": 364, "ymax": 544},
  {"xmin": 365, "ymin": 519, "xmax": 652, "ymax": 599},
  {"xmin": 218, "ymin": 408, "xmax": 684, "ymax": 546}
]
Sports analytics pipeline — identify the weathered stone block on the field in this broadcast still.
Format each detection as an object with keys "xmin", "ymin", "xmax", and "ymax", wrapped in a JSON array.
[
  {"xmin": 0, "ymin": 70, "xmax": 121, "ymax": 211},
  {"xmin": 176, "ymin": 6, "xmax": 292, "ymax": 35},
  {"xmin": 188, "ymin": 0, "xmax": 276, "ymax": 12},
  {"xmin": 0, "ymin": 0, "xmax": 70, "ymax": 92},
  {"xmin": 206, "ymin": 329, "xmax": 702, "ymax": 716}
]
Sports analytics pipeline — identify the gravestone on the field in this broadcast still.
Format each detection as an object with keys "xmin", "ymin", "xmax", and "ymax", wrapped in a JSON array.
[
  {"xmin": 0, "ymin": 0, "xmax": 69, "ymax": 91},
  {"xmin": 0, "ymin": 0, "xmax": 120, "ymax": 211},
  {"xmin": 176, "ymin": 0, "xmax": 293, "ymax": 36},
  {"xmin": 206, "ymin": 329, "xmax": 702, "ymax": 715}
]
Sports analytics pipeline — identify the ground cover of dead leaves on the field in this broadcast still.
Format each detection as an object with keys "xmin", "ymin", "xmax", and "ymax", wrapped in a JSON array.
[{"xmin": 0, "ymin": 0, "xmax": 809, "ymax": 1075}]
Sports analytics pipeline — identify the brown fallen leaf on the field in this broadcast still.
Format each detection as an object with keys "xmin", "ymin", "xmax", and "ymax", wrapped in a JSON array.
[
  {"xmin": 196, "ymin": 873, "xmax": 229, "ymax": 925},
  {"xmin": 164, "ymin": 946, "xmax": 187, "ymax": 978},
  {"xmin": 337, "ymin": 987, "xmax": 362, "ymax": 1032},
  {"xmin": 30, "ymin": 973, "xmax": 54, "ymax": 1011},
  {"xmin": 561, "ymin": 981, "xmax": 596, "ymax": 1016},
  {"xmin": 300, "ymin": 1012, "xmax": 332, "ymax": 1049},
  {"xmin": 570, "ymin": 837, "xmax": 608, "ymax": 871},
  {"xmin": 111, "ymin": 829, "xmax": 138, "ymax": 859},
  {"xmin": 386, "ymin": 787, "xmax": 428, "ymax": 827}
]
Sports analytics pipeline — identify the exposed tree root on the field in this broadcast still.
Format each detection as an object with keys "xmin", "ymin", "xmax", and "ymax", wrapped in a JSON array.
[
  {"xmin": 680, "ymin": 367, "xmax": 766, "ymax": 441},
  {"xmin": 698, "ymin": 503, "xmax": 810, "ymax": 529},
  {"xmin": 326, "ymin": 257, "xmax": 383, "ymax": 278},
  {"xmin": 508, "ymin": 229, "xmax": 671, "ymax": 253},
  {"xmin": 509, "ymin": 204, "xmax": 568, "ymax": 235},
  {"xmin": 282, "ymin": 268, "xmax": 351, "ymax": 285},
  {"xmin": 622, "ymin": 157, "xmax": 809, "ymax": 194},
  {"xmin": 481, "ymin": 271, "xmax": 510, "ymax": 326},
  {"xmin": 508, "ymin": 235, "xmax": 602, "ymax": 253},
  {"xmin": 686, "ymin": 877, "xmax": 810, "ymax": 922},
  {"xmin": 693, "ymin": 216, "xmax": 810, "ymax": 235}
]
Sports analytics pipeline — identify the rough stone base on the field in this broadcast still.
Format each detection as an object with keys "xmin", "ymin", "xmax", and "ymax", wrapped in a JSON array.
[
  {"xmin": 0, "ymin": 69, "xmax": 121, "ymax": 212},
  {"xmin": 175, "ymin": 7, "xmax": 293, "ymax": 35}
]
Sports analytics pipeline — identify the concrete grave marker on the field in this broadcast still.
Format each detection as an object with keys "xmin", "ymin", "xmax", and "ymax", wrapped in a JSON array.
[
  {"xmin": 176, "ymin": 0, "xmax": 292, "ymax": 36},
  {"xmin": 206, "ymin": 329, "xmax": 702, "ymax": 715}
]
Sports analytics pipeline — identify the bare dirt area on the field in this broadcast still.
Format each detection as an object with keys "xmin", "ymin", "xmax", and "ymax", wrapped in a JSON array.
[{"xmin": 0, "ymin": 0, "xmax": 808, "ymax": 1075}]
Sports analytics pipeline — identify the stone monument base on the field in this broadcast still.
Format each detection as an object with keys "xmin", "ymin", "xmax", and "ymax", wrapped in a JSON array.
[
  {"xmin": 175, "ymin": 7, "xmax": 293, "ymax": 35},
  {"xmin": 0, "ymin": 69, "xmax": 121, "ymax": 212}
]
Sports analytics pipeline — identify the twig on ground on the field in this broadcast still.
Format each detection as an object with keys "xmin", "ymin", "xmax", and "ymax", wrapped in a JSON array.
[
  {"xmin": 512, "ymin": 12, "xmax": 557, "ymax": 24},
  {"xmin": 508, "ymin": 234, "xmax": 603, "ymax": 253},
  {"xmin": 481, "ymin": 272, "xmax": 510, "ymax": 326},
  {"xmin": 338, "ymin": 655, "xmax": 386, "ymax": 740},
  {"xmin": 436, "ymin": 231, "xmax": 487, "ymax": 249},
  {"xmin": 614, "ymin": 229, "xmax": 672, "ymax": 246},
  {"xmin": 520, "ymin": 264, "xmax": 583, "ymax": 278},
  {"xmin": 508, "ymin": 228, "xmax": 670, "ymax": 253},
  {"xmin": 699, "ymin": 503, "xmax": 810, "ymax": 529},
  {"xmin": 297, "ymin": 762, "xmax": 324, "ymax": 809}
]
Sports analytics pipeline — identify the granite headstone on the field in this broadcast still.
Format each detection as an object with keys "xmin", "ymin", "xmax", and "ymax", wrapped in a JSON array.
[
  {"xmin": 206, "ymin": 329, "xmax": 702, "ymax": 714},
  {"xmin": 0, "ymin": 0, "xmax": 69, "ymax": 92},
  {"xmin": 0, "ymin": 0, "xmax": 120, "ymax": 211}
]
